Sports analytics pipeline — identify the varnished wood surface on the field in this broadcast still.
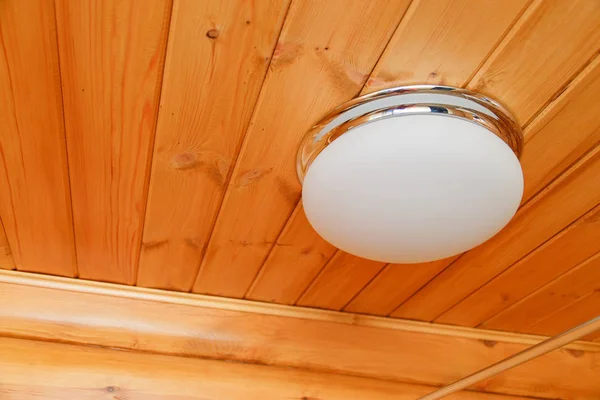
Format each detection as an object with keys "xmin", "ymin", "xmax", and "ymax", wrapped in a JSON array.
[
  {"xmin": 345, "ymin": 256, "xmax": 459, "ymax": 316},
  {"xmin": 137, "ymin": 0, "xmax": 290, "ymax": 291},
  {"xmin": 483, "ymin": 252, "xmax": 600, "ymax": 332},
  {"xmin": 1, "ymin": 336, "xmax": 542, "ymax": 400},
  {"xmin": 467, "ymin": 0, "xmax": 600, "ymax": 125},
  {"xmin": 0, "ymin": 0, "xmax": 76, "ymax": 276},
  {"xmin": 1, "ymin": 269, "xmax": 599, "ymax": 400},
  {"xmin": 528, "ymin": 291, "xmax": 600, "ymax": 342},
  {"xmin": 297, "ymin": 251, "xmax": 386, "ymax": 310},
  {"xmin": 246, "ymin": 203, "xmax": 338, "ymax": 304},
  {"xmin": 55, "ymin": 0, "xmax": 172, "ymax": 284},
  {"xmin": 364, "ymin": 0, "xmax": 530, "ymax": 89},
  {"xmin": 0, "ymin": 0, "xmax": 599, "ymax": 346},
  {"xmin": 519, "ymin": 55, "xmax": 600, "ymax": 202}
]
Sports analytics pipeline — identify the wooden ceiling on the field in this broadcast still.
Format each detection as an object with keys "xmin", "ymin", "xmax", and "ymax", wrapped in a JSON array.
[{"xmin": 1, "ymin": 0, "xmax": 599, "ymax": 341}]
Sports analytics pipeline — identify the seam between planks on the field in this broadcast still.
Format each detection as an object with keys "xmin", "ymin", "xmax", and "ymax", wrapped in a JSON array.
[
  {"xmin": 51, "ymin": 0, "xmax": 79, "ymax": 278},
  {"xmin": 133, "ymin": 0, "xmax": 176, "ymax": 286},
  {"xmin": 478, "ymin": 249, "xmax": 600, "ymax": 330},
  {"xmin": 187, "ymin": 0, "xmax": 294, "ymax": 293}
]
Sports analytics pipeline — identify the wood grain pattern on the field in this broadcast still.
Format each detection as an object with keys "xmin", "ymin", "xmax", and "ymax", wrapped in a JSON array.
[
  {"xmin": 55, "ymin": 0, "xmax": 172, "ymax": 284},
  {"xmin": 8, "ymin": 268, "xmax": 596, "ymax": 349},
  {"xmin": 520, "ymin": 55, "xmax": 600, "ymax": 202},
  {"xmin": 482, "ymin": 252, "xmax": 600, "ymax": 332},
  {"xmin": 296, "ymin": 251, "xmax": 387, "ymax": 310},
  {"xmin": 0, "ymin": 337, "xmax": 539, "ymax": 400},
  {"xmin": 137, "ymin": 0, "xmax": 290, "ymax": 291},
  {"xmin": 393, "ymin": 144, "xmax": 600, "ymax": 321},
  {"xmin": 247, "ymin": 0, "xmax": 525, "ymax": 307},
  {"xmin": 526, "ymin": 291, "xmax": 600, "ymax": 340},
  {"xmin": 246, "ymin": 202, "xmax": 337, "ymax": 304},
  {"xmin": 2, "ymin": 270, "xmax": 599, "ymax": 400},
  {"xmin": 467, "ymin": 0, "xmax": 600, "ymax": 125},
  {"xmin": 365, "ymin": 0, "xmax": 529, "ymax": 90},
  {"xmin": 0, "ymin": 218, "xmax": 14, "ymax": 269},
  {"xmin": 193, "ymin": 0, "xmax": 411, "ymax": 297},
  {"xmin": 437, "ymin": 204, "xmax": 600, "ymax": 327},
  {"xmin": 0, "ymin": 0, "xmax": 76, "ymax": 276},
  {"xmin": 345, "ymin": 256, "xmax": 459, "ymax": 316}
]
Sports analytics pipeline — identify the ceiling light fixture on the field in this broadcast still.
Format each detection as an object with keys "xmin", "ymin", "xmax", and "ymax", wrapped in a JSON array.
[{"xmin": 297, "ymin": 85, "xmax": 524, "ymax": 263}]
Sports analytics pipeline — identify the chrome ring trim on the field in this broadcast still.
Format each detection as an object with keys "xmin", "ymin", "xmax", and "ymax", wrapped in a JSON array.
[{"xmin": 297, "ymin": 85, "xmax": 523, "ymax": 184}]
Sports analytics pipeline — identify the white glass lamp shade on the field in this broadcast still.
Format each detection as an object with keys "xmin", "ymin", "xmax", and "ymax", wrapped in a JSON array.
[{"xmin": 302, "ymin": 114, "xmax": 523, "ymax": 263}]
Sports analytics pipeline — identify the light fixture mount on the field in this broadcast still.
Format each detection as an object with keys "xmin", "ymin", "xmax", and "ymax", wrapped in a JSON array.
[
  {"xmin": 297, "ymin": 85, "xmax": 525, "ymax": 264},
  {"xmin": 297, "ymin": 85, "xmax": 523, "ymax": 183}
]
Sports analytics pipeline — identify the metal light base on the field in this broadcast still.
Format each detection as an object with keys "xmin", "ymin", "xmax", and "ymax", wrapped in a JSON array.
[{"xmin": 296, "ymin": 85, "xmax": 523, "ymax": 184}]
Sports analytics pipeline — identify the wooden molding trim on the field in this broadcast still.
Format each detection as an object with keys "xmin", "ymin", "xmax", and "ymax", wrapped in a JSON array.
[
  {"xmin": 1, "ymin": 270, "xmax": 599, "ymax": 400},
  {"xmin": 3, "ymin": 269, "xmax": 598, "ymax": 349}
]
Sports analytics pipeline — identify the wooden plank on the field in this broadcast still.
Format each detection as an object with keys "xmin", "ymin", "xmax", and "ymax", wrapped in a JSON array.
[
  {"xmin": 0, "ymin": 218, "xmax": 14, "ymax": 269},
  {"xmin": 1, "ymin": 269, "xmax": 599, "ymax": 400},
  {"xmin": 247, "ymin": 0, "xmax": 526, "ymax": 306},
  {"xmin": 482, "ymin": 252, "xmax": 600, "ymax": 332},
  {"xmin": 520, "ymin": 55, "xmax": 600, "ymax": 202},
  {"xmin": 244, "ymin": 200, "xmax": 335, "ymax": 305},
  {"xmin": 436, "ymin": 204, "xmax": 600, "ymax": 327},
  {"xmin": 0, "ymin": 0, "xmax": 76, "ymax": 276},
  {"xmin": 192, "ymin": 0, "xmax": 411, "ymax": 297},
  {"xmin": 467, "ymin": 0, "xmax": 600, "ymax": 125},
  {"xmin": 345, "ymin": 256, "xmax": 459, "ymax": 316},
  {"xmin": 136, "ymin": 0, "xmax": 290, "ymax": 291},
  {"xmin": 393, "ymin": 144, "xmax": 600, "ymax": 322},
  {"xmin": 55, "ymin": 0, "xmax": 172, "ymax": 284},
  {"xmin": 246, "ymin": 202, "xmax": 337, "ymax": 304},
  {"xmin": 365, "ymin": 0, "xmax": 530, "ymax": 90},
  {"xmin": 0, "ymin": 337, "xmax": 538, "ymax": 400},
  {"xmin": 525, "ymin": 290, "xmax": 600, "ymax": 340},
  {"xmin": 296, "ymin": 251, "xmax": 386, "ymax": 310}
]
